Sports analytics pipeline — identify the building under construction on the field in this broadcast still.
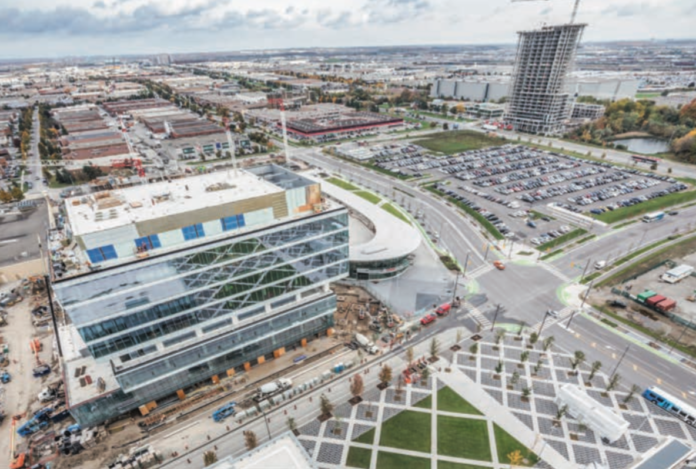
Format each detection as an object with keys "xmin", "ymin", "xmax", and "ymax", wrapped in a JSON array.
[{"xmin": 505, "ymin": 23, "xmax": 586, "ymax": 135}]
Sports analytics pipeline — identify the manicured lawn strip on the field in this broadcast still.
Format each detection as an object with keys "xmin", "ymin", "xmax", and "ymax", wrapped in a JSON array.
[
  {"xmin": 413, "ymin": 394, "xmax": 432, "ymax": 409},
  {"xmin": 326, "ymin": 177, "xmax": 359, "ymax": 191},
  {"xmin": 592, "ymin": 190, "xmax": 696, "ymax": 224},
  {"xmin": 437, "ymin": 416, "xmax": 491, "ymax": 461},
  {"xmin": 327, "ymin": 150, "xmax": 413, "ymax": 181},
  {"xmin": 535, "ymin": 228, "xmax": 587, "ymax": 252},
  {"xmin": 346, "ymin": 447, "xmax": 372, "ymax": 469},
  {"xmin": 493, "ymin": 423, "xmax": 539, "ymax": 466},
  {"xmin": 382, "ymin": 203, "xmax": 411, "ymax": 225},
  {"xmin": 355, "ymin": 191, "xmax": 382, "ymax": 204},
  {"xmin": 379, "ymin": 410, "xmax": 431, "ymax": 453},
  {"xmin": 439, "ymin": 255, "xmax": 461, "ymax": 272},
  {"xmin": 424, "ymin": 184, "xmax": 504, "ymax": 240},
  {"xmin": 414, "ymin": 130, "xmax": 507, "ymax": 155},
  {"xmin": 613, "ymin": 220, "xmax": 639, "ymax": 230},
  {"xmin": 593, "ymin": 304, "xmax": 696, "ymax": 359},
  {"xmin": 529, "ymin": 210, "xmax": 554, "ymax": 220},
  {"xmin": 354, "ymin": 428, "xmax": 375, "ymax": 444},
  {"xmin": 580, "ymin": 271, "xmax": 602, "ymax": 284},
  {"xmin": 377, "ymin": 452, "xmax": 431, "ymax": 469},
  {"xmin": 437, "ymin": 387, "xmax": 483, "ymax": 415},
  {"xmin": 575, "ymin": 235, "xmax": 597, "ymax": 245},
  {"xmin": 438, "ymin": 462, "xmax": 489, "ymax": 469},
  {"xmin": 540, "ymin": 249, "xmax": 563, "ymax": 261}
]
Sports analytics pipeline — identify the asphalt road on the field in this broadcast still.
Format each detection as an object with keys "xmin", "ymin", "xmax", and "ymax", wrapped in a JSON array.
[
  {"xmin": 475, "ymin": 262, "xmax": 567, "ymax": 326},
  {"xmin": 549, "ymin": 314, "xmax": 696, "ymax": 406},
  {"xmin": 295, "ymin": 147, "xmax": 489, "ymax": 273},
  {"xmin": 0, "ymin": 199, "xmax": 48, "ymax": 267},
  {"xmin": 551, "ymin": 205, "xmax": 696, "ymax": 279}
]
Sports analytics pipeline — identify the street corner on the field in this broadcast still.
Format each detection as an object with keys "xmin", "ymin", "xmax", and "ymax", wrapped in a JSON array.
[{"xmin": 556, "ymin": 281, "xmax": 586, "ymax": 307}]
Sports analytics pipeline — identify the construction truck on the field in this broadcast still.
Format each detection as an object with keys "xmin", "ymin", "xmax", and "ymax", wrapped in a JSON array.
[
  {"xmin": 212, "ymin": 402, "xmax": 237, "ymax": 422},
  {"xmin": 17, "ymin": 407, "xmax": 52, "ymax": 437},
  {"xmin": 10, "ymin": 416, "xmax": 27, "ymax": 469},
  {"xmin": 253, "ymin": 378, "xmax": 293, "ymax": 402},
  {"xmin": 354, "ymin": 333, "xmax": 379, "ymax": 355}
]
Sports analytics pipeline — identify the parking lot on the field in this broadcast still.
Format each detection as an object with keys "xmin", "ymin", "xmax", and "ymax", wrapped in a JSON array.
[{"xmin": 375, "ymin": 143, "xmax": 687, "ymax": 239}]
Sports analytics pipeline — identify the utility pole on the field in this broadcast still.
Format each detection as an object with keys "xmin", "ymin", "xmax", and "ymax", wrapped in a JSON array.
[
  {"xmin": 507, "ymin": 241, "xmax": 514, "ymax": 259},
  {"xmin": 451, "ymin": 270, "xmax": 461, "ymax": 306},
  {"xmin": 462, "ymin": 251, "xmax": 471, "ymax": 277},
  {"xmin": 484, "ymin": 244, "xmax": 491, "ymax": 261},
  {"xmin": 567, "ymin": 280, "xmax": 594, "ymax": 329},
  {"xmin": 537, "ymin": 311, "xmax": 550, "ymax": 335}
]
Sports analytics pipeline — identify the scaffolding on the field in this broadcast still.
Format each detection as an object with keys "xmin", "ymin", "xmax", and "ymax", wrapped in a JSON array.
[{"xmin": 505, "ymin": 23, "xmax": 586, "ymax": 135}]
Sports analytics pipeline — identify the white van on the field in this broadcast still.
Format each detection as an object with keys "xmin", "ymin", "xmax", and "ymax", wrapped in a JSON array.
[{"xmin": 595, "ymin": 260, "xmax": 607, "ymax": 269}]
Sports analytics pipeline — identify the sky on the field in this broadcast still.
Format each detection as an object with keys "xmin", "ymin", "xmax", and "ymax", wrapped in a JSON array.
[{"xmin": 0, "ymin": 0, "xmax": 694, "ymax": 59}]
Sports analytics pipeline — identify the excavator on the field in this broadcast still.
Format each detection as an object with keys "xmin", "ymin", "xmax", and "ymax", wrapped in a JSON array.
[{"xmin": 9, "ymin": 415, "xmax": 27, "ymax": 469}]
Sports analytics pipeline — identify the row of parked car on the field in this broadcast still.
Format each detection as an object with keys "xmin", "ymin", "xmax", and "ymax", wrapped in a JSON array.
[
  {"xmin": 568, "ymin": 178, "xmax": 665, "ymax": 206},
  {"xmin": 529, "ymin": 225, "xmax": 573, "ymax": 246},
  {"xmin": 494, "ymin": 166, "xmax": 614, "ymax": 196},
  {"xmin": 436, "ymin": 184, "xmax": 514, "ymax": 237},
  {"xmin": 588, "ymin": 183, "xmax": 688, "ymax": 213},
  {"xmin": 473, "ymin": 160, "xmax": 580, "ymax": 188},
  {"xmin": 458, "ymin": 155, "xmax": 563, "ymax": 183},
  {"xmin": 441, "ymin": 147, "xmax": 551, "ymax": 176},
  {"xmin": 516, "ymin": 172, "xmax": 633, "ymax": 204}
]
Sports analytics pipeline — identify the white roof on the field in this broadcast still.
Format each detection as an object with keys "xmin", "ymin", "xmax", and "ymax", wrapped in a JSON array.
[
  {"xmin": 665, "ymin": 264, "xmax": 694, "ymax": 277},
  {"xmin": 556, "ymin": 384, "xmax": 629, "ymax": 443},
  {"xmin": 64, "ymin": 169, "xmax": 283, "ymax": 237},
  {"xmin": 311, "ymin": 174, "xmax": 420, "ymax": 262},
  {"xmin": 210, "ymin": 433, "xmax": 315, "ymax": 469}
]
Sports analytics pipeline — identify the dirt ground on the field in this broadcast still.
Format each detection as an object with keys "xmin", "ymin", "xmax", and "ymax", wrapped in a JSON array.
[
  {"xmin": 0, "ymin": 280, "xmax": 60, "ymax": 465},
  {"xmin": 332, "ymin": 283, "xmax": 389, "ymax": 341}
]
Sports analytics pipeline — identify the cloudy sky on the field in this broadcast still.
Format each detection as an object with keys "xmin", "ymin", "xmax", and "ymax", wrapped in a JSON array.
[{"xmin": 0, "ymin": 0, "xmax": 694, "ymax": 59}]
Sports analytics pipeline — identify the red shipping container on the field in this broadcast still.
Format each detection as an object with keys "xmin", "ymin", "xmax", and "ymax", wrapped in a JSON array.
[
  {"xmin": 646, "ymin": 295, "xmax": 666, "ymax": 307},
  {"xmin": 656, "ymin": 298, "xmax": 677, "ymax": 313}
]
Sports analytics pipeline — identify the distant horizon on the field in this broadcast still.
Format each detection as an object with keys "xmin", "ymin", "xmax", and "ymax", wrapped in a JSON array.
[
  {"xmin": 2, "ymin": 37, "xmax": 696, "ymax": 64},
  {"xmin": 2, "ymin": 0, "xmax": 695, "ymax": 61}
]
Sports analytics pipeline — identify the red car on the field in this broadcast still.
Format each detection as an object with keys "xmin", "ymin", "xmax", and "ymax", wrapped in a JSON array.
[
  {"xmin": 435, "ymin": 303, "xmax": 452, "ymax": 316},
  {"xmin": 420, "ymin": 313, "xmax": 437, "ymax": 326}
]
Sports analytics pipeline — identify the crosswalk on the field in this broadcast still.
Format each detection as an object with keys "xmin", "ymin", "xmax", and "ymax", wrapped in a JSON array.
[
  {"xmin": 528, "ymin": 305, "xmax": 575, "ymax": 332},
  {"xmin": 467, "ymin": 306, "xmax": 492, "ymax": 329}
]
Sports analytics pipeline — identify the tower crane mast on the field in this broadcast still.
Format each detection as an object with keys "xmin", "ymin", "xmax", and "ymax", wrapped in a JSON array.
[{"xmin": 510, "ymin": 0, "xmax": 581, "ymax": 23}]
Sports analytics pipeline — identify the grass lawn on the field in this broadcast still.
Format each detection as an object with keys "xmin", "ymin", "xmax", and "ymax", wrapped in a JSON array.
[
  {"xmin": 381, "ymin": 203, "xmax": 411, "ymax": 225},
  {"xmin": 377, "ymin": 452, "xmax": 431, "ymax": 469},
  {"xmin": 379, "ymin": 410, "xmax": 431, "ymax": 453},
  {"xmin": 437, "ymin": 387, "xmax": 483, "ymax": 415},
  {"xmin": 493, "ymin": 423, "xmax": 539, "ymax": 466},
  {"xmin": 437, "ymin": 416, "xmax": 491, "ymax": 461},
  {"xmin": 592, "ymin": 190, "xmax": 696, "ymax": 224},
  {"xmin": 413, "ymin": 394, "xmax": 432, "ymax": 409},
  {"xmin": 346, "ymin": 447, "xmax": 372, "ymax": 469},
  {"xmin": 325, "ymin": 177, "xmax": 359, "ymax": 191},
  {"xmin": 636, "ymin": 92, "xmax": 660, "ymax": 99},
  {"xmin": 354, "ymin": 428, "xmax": 375, "ymax": 445},
  {"xmin": 413, "ymin": 130, "xmax": 507, "ymax": 155},
  {"xmin": 438, "ymin": 462, "xmax": 488, "ymax": 469},
  {"xmin": 355, "ymin": 191, "xmax": 382, "ymax": 204},
  {"xmin": 47, "ymin": 178, "xmax": 73, "ymax": 189},
  {"xmin": 536, "ymin": 228, "xmax": 588, "ymax": 252}
]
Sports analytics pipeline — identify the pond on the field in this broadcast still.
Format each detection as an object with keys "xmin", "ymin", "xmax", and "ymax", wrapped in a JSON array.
[{"xmin": 613, "ymin": 137, "xmax": 670, "ymax": 155}]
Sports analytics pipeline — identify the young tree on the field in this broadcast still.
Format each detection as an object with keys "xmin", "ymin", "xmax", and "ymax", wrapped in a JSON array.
[
  {"xmin": 606, "ymin": 373, "xmax": 621, "ymax": 392},
  {"xmin": 542, "ymin": 336, "xmax": 555, "ymax": 352},
  {"xmin": 203, "ymin": 450, "xmax": 218, "ymax": 466},
  {"xmin": 623, "ymin": 384, "xmax": 641, "ymax": 404},
  {"xmin": 243, "ymin": 430, "xmax": 258, "ymax": 450},
  {"xmin": 469, "ymin": 343, "xmax": 479, "ymax": 357},
  {"xmin": 379, "ymin": 364, "xmax": 393, "ymax": 387},
  {"xmin": 495, "ymin": 361, "xmax": 504, "ymax": 375},
  {"xmin": 517, "ymin": 321, "xmax": 526, "ymax": 337},
  {"xmin": 570, "ymin": 351, "xmax": 586, "ymax": 372},
  {"xmin": 556, "ymin": 404, "xmax": 568, "ymax": 421},
  {"xmin": 456, "ymin": 329, "xmax": 463, "ymax": 343},
  {"xmin": 396, "ymin": 373, "xmax": 405, "ymax": 395},
  {"xmin": 495, "ymin": 329, "xmax": 506, "ymax": 346},
  {"xmin": 286, "ymin": 416, "xmax": 297, "ymax": 434},
  {"xmin": 529, "ymin": 332, "xmax": 539, "ymax": 346},
  {"xmin": 320, "ymin": 393, "xmax": 334, "ymax": 417},
  {"xmin": 510, "ymin": 370, "xmax": 520, "ymax": 386},
  {"xmin": 588, "ymin": 361, "xmax": 602, "ymax": 381},
  {"xmin": 520, "ymin": 351, "xmax": 530, "ymax": 363},
  {"xmin": 522, "ymin": 387, "xmax": 532, "ymax": 399},
  {"xmin": 350, "ymin": 375, "xmax": 364, "ymax": 400},
  {"xmin": 507, "ymin": 450, "xmax": 524, "ymax": 466},
  {"xmin": 406, "ymin": 346, "xmax": 414, "ymax": 366},
  {"xmin": 430, "ymin": 337, "xmax": 440, "ymax": 359},
  {"xmin": 533, "ymin": 359, "xmax": 543, "ymax": 375}
]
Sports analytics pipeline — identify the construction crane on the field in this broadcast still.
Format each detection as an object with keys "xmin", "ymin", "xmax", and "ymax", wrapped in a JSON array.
[
  {"xmin": 511, "ymin": 0, "xmax": 581, "ymax": 23},
  {"xmin": 9, "ymin": 416, "xmax": 27, "ymax": 469},
  {"xmin": 30, "ymin": 338, "xmax": 43, "ymax": 366},
  {"xmin": 267, "ymin": 92, "xmax": 291, "ymax": 166}
]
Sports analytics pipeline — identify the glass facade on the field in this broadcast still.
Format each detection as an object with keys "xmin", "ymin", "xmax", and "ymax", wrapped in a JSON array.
[
  {"xmin": 350, "ymin": 255, "xmax": 411, "ymax": 280},
  {"xmin": 56, "ymin": 210, "xmax": 349, "ymax": 427}
]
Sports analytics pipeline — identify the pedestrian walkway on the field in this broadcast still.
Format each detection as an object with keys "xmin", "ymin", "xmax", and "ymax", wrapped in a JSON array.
[{"xmin": 468, "ymin": 305, "xmax": 493, "ymax": 329}]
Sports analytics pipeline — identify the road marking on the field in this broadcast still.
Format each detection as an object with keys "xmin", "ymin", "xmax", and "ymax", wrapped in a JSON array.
[
  {"xmin": 612, "ymin": 353, "xmax": 617, "ymax": 359},
  {"xmin": 657, "ymin": 378, "xmax": 662, "ymax": 385},
  {"xmin": 591, "ymin": 342, "xmax": 596, "ymax": 348},
  {"xmin": 575, "ymin": 333, "xmax": 580, "ymax": 338},
  {"xmin": 633, "ymin": 364, "xmax": 637, "ymax": 371}
]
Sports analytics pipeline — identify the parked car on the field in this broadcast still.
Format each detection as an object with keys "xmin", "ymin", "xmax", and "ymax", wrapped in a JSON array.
[
  {"xmin": 32, "ymin": 364, "xmax": 51, "ymax": 377},
  {"xmin": 493, "ymin": 260, "xmax": 505, "ymax": 271},
  {"xmin": 546, "ymin": 309, "xmax": 559, "ymax": 318},
  {"xmin": 607, "ymin": 300, "xmax": 627, "ymax": 308},
  {"xmin": 420, "ymin": 314, "xmax": 437, "ymax": 326}
]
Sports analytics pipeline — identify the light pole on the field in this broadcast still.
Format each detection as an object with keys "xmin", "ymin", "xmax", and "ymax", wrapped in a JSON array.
[
  {"xmin": 609, "ymin": 344, "xmax": 631, "ymax": 379},
  {"xmin": 490, "ymin": 304, "xmax": 504, "ymax": 331},
  {"xmin": 484, "ymin": 244, "xmax": 491, "ymax": 261},
  {"xmin": 567, "ymin": 280, "xmax": 594, "ymax": 329},
  {"xmin": 462, "ymin": 251, "xmax": 471, "ymax": 277},
  {"xmin": 579, "ymin": 258, "xmax": 592, "ymax": 283},
  {"xmin": 259, "ymin": 407, "xmax": 273, "ymax": 441},
  {"xmin": 451, "ymin": 270, "xmax": 461, "ymax": 306},
  {"xmin": 537, "ymin": 311, "xmax": 551, "ymax": 335}
]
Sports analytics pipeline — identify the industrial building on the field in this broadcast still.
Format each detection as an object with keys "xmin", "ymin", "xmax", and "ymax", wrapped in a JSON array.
[
  {"xmin": 430, "ymin": 79, "xmax": 509, "ymax": 102},
  {"xmin": 505, "ymin": 24, "xmax": 586, "ymax": 135},
  {"xmin": 49, "ymin": 165, "xmax": 349, "ymax": 426},
  {"xmin": 285, "ymin": 111, "xmax": 403, "ymax": 140}
]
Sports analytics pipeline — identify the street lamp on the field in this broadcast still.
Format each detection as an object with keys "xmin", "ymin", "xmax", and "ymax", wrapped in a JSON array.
[
  {"xmin": 609, "ymin": 344, "xmax": 631, "ymax": 379},
  {"xmin": 537, "ymin": 310, "xmax": 552, "ymax": 335}
]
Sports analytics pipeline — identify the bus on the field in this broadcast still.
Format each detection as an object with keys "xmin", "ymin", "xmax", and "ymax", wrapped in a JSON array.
[
  {"xmin": 642, "ymin": 386, "xmax": 696, "ymax": 427},
  {"xmin": 632, "ymin": 155, "xmax": 661, "ymax": 165},
  {"xmin": 642, "ymin": 211, "xmax": 665, "ymax": 223}
]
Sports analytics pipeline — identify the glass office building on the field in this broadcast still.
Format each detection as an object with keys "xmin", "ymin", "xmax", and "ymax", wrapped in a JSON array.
[{"xmin": 50, "ymin": 166, "xmax": 349, "ymax": 426}]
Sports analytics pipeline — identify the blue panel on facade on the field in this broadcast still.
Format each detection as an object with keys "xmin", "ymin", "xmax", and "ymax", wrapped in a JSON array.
[
  {"xmin": 237, "ymin": 214, "xmax": 246, "ymax": 227},
  {"xmin": 135, "ymin": 235, "xmax": 161, "ymax": 250},
  {"xmin": 221, "ymin": 216, "xmax": 238, "ymax": 231},
  {"xmin": 87, "ymin": 245, "xmax": 117, "ymax": 263},
  {"xmin": 86, "ymin": 248, "xmax": 104, "ymax": 263},
  {"xmin": 101, "ymin": 245, "xmax": 118, "ymax": 260},
  {"xmin": 182, "ymin": 224, "xmax": 205, "ymax": 240}
]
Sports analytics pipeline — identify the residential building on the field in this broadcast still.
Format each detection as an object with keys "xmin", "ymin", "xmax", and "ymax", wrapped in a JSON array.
[
  {"xmin": 49, "ymin": 165, "xmax": 349, "ymax": 426},
  {"xmin": 571, "ymin": 102, "xmax": 605, "ymax": 121},
  {"xmin": 505, "ymin": 24, "xmax": 586, "ymax": 134}
]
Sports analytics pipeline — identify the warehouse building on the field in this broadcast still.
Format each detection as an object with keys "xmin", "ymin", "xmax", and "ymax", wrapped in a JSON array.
[{"xmin": 49, "ymin": 165, "xmax": 349, "ymax": 426}]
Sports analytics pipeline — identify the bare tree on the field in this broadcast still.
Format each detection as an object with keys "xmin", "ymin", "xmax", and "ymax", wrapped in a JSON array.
[
  {"xmin": 320, "ymin": 393, "xmax": 334, "ymax": 417},
  {"xmin": 495, "ymin": 329, "xmax": 506, "ymax": 347},
  {"xmin": 406, "ymin": 346, "xmax": 414, "ymax": 366},
  {"xmin": 379, "ymin": 364, "xmax": 393, "ymax": 387},
  {"xmin": 244, "ymin": 430, "xmax": 258, "ymax": 450},
  {"xmin": 350, "ymin": 374, "xmax": 364, "ymax": 400},
  {"xmin": 456, "ymin": 329, "xmax": 463, "ymax": 343},
  {"xmin": 203, "ymin": 450, "xmax": 218, "ymax": 467},
  {"xmin": 430, "ymin": 337, "xmax": 440, "ymax": 359}
]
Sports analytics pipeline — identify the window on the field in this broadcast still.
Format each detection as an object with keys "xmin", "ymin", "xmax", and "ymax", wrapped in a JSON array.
[
  {"xmin": 182, "ymin": 223, "xmax": 205, "ymax": 240},
  {"xmin": 86, "ymin": 245, "xmax": 118, "ymax": 263},
  {"xmin": 135, "ymin": 235, "xmax": 161, "ymax": 251},
  {"xmin": 162, "ymin": 331, "xmax": 196, "ymax": 348},
  {"xmin": 221, "ymin": 214, "xmax": 246, "ymax": 232}
]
